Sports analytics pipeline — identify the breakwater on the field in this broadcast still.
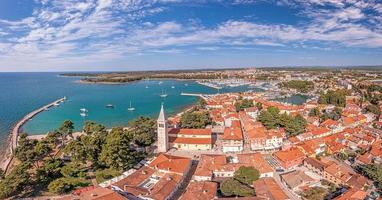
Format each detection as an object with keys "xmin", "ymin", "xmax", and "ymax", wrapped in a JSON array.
[{"xmin": 0, "ymin": 97, "xmax": 66, "ymax": 172}]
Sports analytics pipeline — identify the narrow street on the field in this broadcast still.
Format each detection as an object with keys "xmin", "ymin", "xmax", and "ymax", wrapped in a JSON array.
[{"xmin": 171, "ymin": 159, "xmax": 199, "ymax": 200}]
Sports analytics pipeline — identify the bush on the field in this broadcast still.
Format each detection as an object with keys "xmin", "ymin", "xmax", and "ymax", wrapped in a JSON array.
[
  {"xmin": 95, "ymin": 168, "xmax": 121, "ymax": 183},
  {"xmin": 48, "ymin": 177, "xmax": 89, "ymax": 194},
  {"xmin": 220, "ymin": 178, "xmax": 255, "ymax": 197},
  {"xmin": 234, "ymin": 166, "xmax": 260, "ymax": 185}
]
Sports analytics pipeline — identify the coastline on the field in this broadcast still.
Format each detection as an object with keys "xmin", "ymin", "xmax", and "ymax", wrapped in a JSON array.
[{"xmin": 0, "ymin": 97, "xmax": 66, "ymax": 172}]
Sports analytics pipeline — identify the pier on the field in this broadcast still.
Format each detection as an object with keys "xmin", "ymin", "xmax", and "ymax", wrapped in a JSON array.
[
  {"xmin": 0, "ymin": 97, "xmax": 66, "ymax": 172},
  {"xmin": 180, "ymin": 92, "xmax": 204, "ymax": 97}
]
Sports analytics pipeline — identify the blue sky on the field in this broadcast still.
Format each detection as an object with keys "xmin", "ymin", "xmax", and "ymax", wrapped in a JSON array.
[{"xmin": 0, "ymin": 0, "xmax": 381, "ymax": 72}]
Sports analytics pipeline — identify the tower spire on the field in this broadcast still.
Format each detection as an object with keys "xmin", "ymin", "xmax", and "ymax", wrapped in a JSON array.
[
  {"xmin": 158, "ymin": 103, "xmax": 167, "ymax": 121},
  {"xmin": 157, "ymin": 103, "xmax": 168, "ymax": 153}
]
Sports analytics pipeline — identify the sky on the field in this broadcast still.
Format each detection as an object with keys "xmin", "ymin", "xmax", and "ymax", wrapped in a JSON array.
[{"xmin": 0, "ymin": 0, "xmax": 381, "ymax": 72}]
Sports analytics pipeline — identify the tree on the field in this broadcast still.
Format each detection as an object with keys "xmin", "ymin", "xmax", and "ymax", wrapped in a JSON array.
[
  {"xmin": 358, "ymin": 164, "xmax": 382, "ymax": 190},
  {"xmin": 365, "ymin": 104, "xmax": 381, "ymax": 116},
  {"xmin": 83, "ymin": 121, "xmax": 106, "ymax": 134},
  {"xmin": 220, "ymin": 178, "xmax": 255, "ymax": 197},
  {"xmin": 258, "ymin": 110, "xmax": 278, "ymax": 129},
  {"xmin": 95, "ymin": 168, "xmax": 121, "ymax": 183},
  {"xmin": 234, "ymin": 166, "xmax": 260, "ymax": 185},
  {"xmin": 235, "ymin": 99, "xmax": 254, "ymax": 112},
  {"xmin": 36, "ymin": 158, "xmax": 63, "ymax": 186},
  {"xmin": 100, "ymin": 128, "xmax": 142, "ymax": 170},
  {"xmin": 48, "ymin": 177, "xmax": 89, "ymax": 194},
  {"xmin": 180, "ymin": 111, "xmax": 211, "ymax": 129},
  {"xmin": 56, "ymin": 120, "xmax": 74, "ymax": 148},
  {"xmin": 255, "ymin": 102, "xmax": 263, "ymax": 110},
  {"xmin": 64, "ymin": 139, "xmax": 88, "ymax": 163},
  {"xmin": 128, "ymin": 116, "xmax": 156, "ymax": 146},
  {"xmin": 61, "ymin": 163, "xmax": 87, "ymax": 178},
  {"xmin": 0, "ymin": 162, "xmax": 31, "ymax": 198},
  {"xmin": 35, "ymin": 140, "xmax": 53, "ymax": 160},
  {"xmin": 258, "ymin": 107, "xmax": 307, "ymax": 137},
  {"xmin": 309, "ymin": 107, "xmax": 320, "ymax": 117},
  {"xmin": 300, "ymin": 186, "xmax": 327, "ymax": 200},
  {"xmin": 279, "ymin": 80, "xmax": 314, "ymax": 93},
  {"xmin": 0, "ymin": 169, "xmax": 4, "ymax": 179},
  {"xmin": 318, "ymin": 90, "xmax": 347, "ymax": 107},
  {"xmin": 15, "ymin": 136, "xmax": 41, "ymax": 167},
  {"xmin": 197, "ymin": 98, "xmax": 207, "ymax": 109}
]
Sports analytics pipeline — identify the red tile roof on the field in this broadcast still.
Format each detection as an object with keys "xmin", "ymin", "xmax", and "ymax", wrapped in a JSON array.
[{"xmin": 149, "ymin": 153, "xmax": 191, "ymax": 175}]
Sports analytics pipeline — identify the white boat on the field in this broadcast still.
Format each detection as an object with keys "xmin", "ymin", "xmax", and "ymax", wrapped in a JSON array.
[
  {"xmin": 80, "ymin": 112, "xmax": 88, "ymax": 117},
  {"xmin": 145, "ymin": 85, "xmax": 149, "ymax": 89},
  {"xmin": 158, "ymin": 81, "xmax": 163, "ymax": 85},
  {"xmin": 171, "ymin": 85, "xmax": 175, "ymax": 89},
  {"xmin": 80, "ymin": 108, "xmax": 88, "ymax": 113},
  {"xmin": 127, "ymin": 101, "xmax": 135, "ymax": 111},
  {"xmin": 105, "ymin": 104, "xmax": 114, "ymax": 108},
  {"xmin": 159, "ymin": 90, "xmax": 168, "ymax": 98}
]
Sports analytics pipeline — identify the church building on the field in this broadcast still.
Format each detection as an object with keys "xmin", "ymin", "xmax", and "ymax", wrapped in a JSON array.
[{"xmin": 157, "ymin": 104, "xmax": 213, "ymax": 152}]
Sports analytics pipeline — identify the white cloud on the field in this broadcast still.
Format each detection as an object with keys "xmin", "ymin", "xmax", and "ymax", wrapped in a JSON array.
[{"xmin": 0, "ymin": 0, "xmax": 381, "ymax": 70}]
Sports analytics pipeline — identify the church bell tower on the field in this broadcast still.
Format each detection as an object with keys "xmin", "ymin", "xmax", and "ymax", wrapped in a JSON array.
[{"xmin": 157, "ymin": 104, "xmax": 169, "ymax": 152}]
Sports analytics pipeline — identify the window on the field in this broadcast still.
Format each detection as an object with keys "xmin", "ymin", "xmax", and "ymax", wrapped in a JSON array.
[{"xmin": 158, "ymin": 124, "xmax": 164, "ymax": 128}]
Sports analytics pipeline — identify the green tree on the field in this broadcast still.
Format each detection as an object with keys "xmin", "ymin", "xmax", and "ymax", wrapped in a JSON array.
[
  {"xmin": 128, "ymin": 116, "xmax": 156, "ymax": 146},
  {"xmin": 279, "ymin": 80, "xmax": 314, "ymax": 93},
  {"xmin": 56, "ymin": 120, "xmax": 74, "ymax": 148},
  {"xmin": 48, "ymin": 177, "xmax": 89, "ymax": 194},
  {"xmin": 95, "ymin": 168, "xmax": 121, "ymax": 183},
  {"xmin": 197, "ymin": 98, "xmax": 207, "ymax": 109},
  {"xmin": 64, "ymin": 139, "xmax": 88, "ymax": 163},
  {"xmin": 234, "ymin": 166, "xmax": 260, "ymax": 185},
  {"xmin": 318, "ymin": 90, "xmax": 347, "ymax": 107},
  {"xmin": 258, "ymin": 107, "xmax": 306, "ymax": 137},
  {"xmin": 309, "ymin": 107, "xmax": 320, "ymax": 117},
  {"xmin": 61, "ymin": 163, "xmax": 86, "ymax": 178},
  {"xmin": 83, "ymin": 121, "xmax": 106, "ymax": 134},
  {"xmin": 300, "ymin": 186, "xmax": 327, "ymax": 200},
  {"xmin": 0, "ymin": 162, "xmax": 31, "ymax": 198},
  {"xmin": 358, "ymin": 164, "xmax": 382, "ymax": 190},
  {"xmin": 220, "ymin": 178, "xmax": 255, "ymax": 197},
  {"xmin": 255, "ymin": 102, "xmax": 263, "ymax": 110},
  {"xmin": 36, "ymin": 158, "xmax": 63, "ymax": 186},
  {"xmin": 235, "ymin": 99, "xmax": 254, "ymax": 112},
  {"xmin": 180, "ymin": 111, "xmax": 211, "ymax": 129},
  {"xmin": 258, "ymin": 110, "xmax": 278, "ymax": 129},
  {"xmin": 365, "ymin": 104, "xmax": 381, "ymax": 116},
  {"xmin": 0, "ymin": 169, "xmax": 4, "ymax": 179},
  {"xmin": 100, "ymin": 128, "xmax": 142, "ymax": 170}
]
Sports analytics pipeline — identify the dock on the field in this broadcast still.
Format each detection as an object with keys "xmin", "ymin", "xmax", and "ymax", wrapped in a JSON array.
[
  {"xmin": 180, "ymin": 92, "xmax": 204, "ymax": 97},
  {"xmin": 0, "ymin": 97, "xmax": 66, "ymax": 172}
]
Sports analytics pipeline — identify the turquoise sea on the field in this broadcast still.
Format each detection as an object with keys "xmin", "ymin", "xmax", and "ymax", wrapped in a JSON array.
[
  {"xmin": 0, "ymin": 73, "xmax": 259, "ymax": 150},
  {"xmin": 0, "ymin": 72, "xmax": 308, "ymax": 152}
]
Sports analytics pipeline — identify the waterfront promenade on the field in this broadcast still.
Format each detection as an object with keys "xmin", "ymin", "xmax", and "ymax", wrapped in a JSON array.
[{"xmin": 0, "ymin": 97, "xmax": 66, "ymax": 172}]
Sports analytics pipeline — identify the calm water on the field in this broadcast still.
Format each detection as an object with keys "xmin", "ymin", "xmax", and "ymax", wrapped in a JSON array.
[
  {"xmin": 0, "ymin": 73, "xmax": 255, "ymax": 145},
  {"xmin": 0, "ymin": 73, "xmax": 307, "ymax": 150}
]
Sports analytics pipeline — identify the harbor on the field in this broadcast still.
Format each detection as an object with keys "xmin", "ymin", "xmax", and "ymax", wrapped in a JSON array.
[{"xmin": 0, "ymin": 97, "xmax": 66, "ymax": 172}]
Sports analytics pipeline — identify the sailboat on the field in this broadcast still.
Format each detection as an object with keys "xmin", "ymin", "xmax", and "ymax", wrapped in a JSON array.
[
  {"xmin": 80, "ymin": 108, "xmax": 88, "ymax": 117},
  {"xmin": 127, "ymin": 101, "xmax": 135, "ymax": 111},
  {"xmin": 145, "ymin": 78, "xmax": 149, "ymax": 88},
  {"xmin": 159, "ymin": 90, "xmax": 168, "ymax": 98}
]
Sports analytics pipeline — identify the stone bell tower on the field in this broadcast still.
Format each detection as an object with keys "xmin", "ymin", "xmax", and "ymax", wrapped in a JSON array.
[{"xmin": 157, "ymin": 104, "xmax": 169, "ymax": 152}]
